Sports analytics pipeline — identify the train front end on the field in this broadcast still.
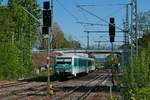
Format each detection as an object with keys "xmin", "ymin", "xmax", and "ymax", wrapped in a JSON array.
[{"xmin": 55, "ymin": 56, "xmax": 72, "ymax": 77}]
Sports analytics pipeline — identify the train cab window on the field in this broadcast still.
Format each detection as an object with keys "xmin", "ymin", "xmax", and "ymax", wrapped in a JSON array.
[
  {"xmin": 56, "ymin": 58, "xmax": 72, "ymax": 64},
  {"xmin": 57, "ymin": 61, "xmax": 71, "ymax": 64}
]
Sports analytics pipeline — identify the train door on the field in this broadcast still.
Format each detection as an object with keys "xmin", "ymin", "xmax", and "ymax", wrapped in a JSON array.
[
  {"xmin": 73, "ymin": 57, "xmax": 79, "ymax": 76},
  {"xmin": 85, "ymin": 59, "xmax": 87, "ymax": 73}
]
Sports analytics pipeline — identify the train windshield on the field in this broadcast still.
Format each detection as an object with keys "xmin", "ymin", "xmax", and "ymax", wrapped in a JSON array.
[{"xmin": 56, "ymin": 57, "xmax": 72, "ymax": 64}]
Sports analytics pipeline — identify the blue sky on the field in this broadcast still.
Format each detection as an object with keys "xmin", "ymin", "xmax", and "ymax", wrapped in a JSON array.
[
  {"xmin": 2, "ymin": 0, "xmax": 150, "ymax": 48},
  {"xmin": 39, "ymin": 0, "xmax": 150, "ymax": 48}
]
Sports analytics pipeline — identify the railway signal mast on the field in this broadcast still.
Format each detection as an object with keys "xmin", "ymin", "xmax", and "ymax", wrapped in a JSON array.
[
  {"xmin": 109, "ymin": 17, "xmax": 116, "ymax": 87},
  {"xmin": 42, "ymin": 0, "xmax": 53, "ymax": 95}
]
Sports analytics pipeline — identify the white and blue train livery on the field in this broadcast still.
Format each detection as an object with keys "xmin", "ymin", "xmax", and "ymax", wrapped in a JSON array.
[{"xmin": 55, "ymin": 55, "xmax": 95, "ymax": 77}]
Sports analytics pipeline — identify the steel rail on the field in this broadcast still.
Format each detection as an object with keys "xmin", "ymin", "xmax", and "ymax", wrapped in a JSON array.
[
  {"xmin": 78, "ymin": 74, "xmax": 111, "ymax": 100},
  {"xmin": 58, "ymin": 73, "xmax": 105, "ymax": 100},
  {"xmin": 0, "ymin": 81, "xmax": 29, "ymax": 89}
]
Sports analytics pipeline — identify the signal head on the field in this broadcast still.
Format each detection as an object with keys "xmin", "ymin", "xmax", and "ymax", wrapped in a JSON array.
[{"xmin": 44, "ymin": 1, "xmax": 50, "ymax": 9}]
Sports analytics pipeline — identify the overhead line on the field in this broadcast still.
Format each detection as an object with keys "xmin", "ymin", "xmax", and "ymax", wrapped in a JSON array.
[
  {"xmin": 105, "ymin": 6, "xmax": 125, "ymax": 19},
  {"xmin": 77, "ymin": 6, "xmax": 124, "ymax": 31},
  {"xmin": 84, "ymin": 30, "xmax": 125, "ymax": 33},
  {"xmin": 72, "ymin": 0, "xmax": 90, "ymax": 27},
  {"xmin": 56, "ymin": 0, "xmax": 79, "ymax": 21},
  {"xmin": 21, "ymin": 6, "xmax": 40, "ymax": 24},
  {"xmin": 76, "ymin": 22, "xmax": 108, "ymax": 26},
  {"xmin": 77, "ymin": 3, "xmax": 130, "ymax": 7},
  {"xmin": 70, "ymin": 0, "xmax": 91, "ymax": 31}
]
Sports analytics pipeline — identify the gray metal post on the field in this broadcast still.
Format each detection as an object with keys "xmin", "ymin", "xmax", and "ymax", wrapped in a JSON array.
[
  {"xmin": 123, "ymin": 21, "xmax": 126, "ymax": 67},
  {"xmin": 131, "ymin": 0, "xmax": 138, "ymax": 56},
  {"xmin": 111, "ymin": 42, "xmax": 114, "ymax": 86},
  {"xmin": 123, "ymin": 4, "xmax": 130, "ymax": 66},
  {"xmin": 109, "ymin": 85, "xmax": 112, "ymax": 97},
  {"xmin": 47, "ymin": 37, "xmax": 50, "ymax": 85},
  {"xmin": 87, "ymin": 32, "xmax": 89, "ymax": 49},
  {"xmin": 47, "ymin": 0, "xmax": 54, "ymax": 95}
]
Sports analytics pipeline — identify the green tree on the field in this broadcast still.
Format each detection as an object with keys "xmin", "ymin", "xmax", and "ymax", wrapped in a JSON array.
[
  {"xmin": 0, "ymin": 0, "xmax": 41, "ymax": 79},
  {"xmin": 46, "ymin": 22, "xmax": 81, "ymax": 49},
  {"xmin": 52, "ymin": 22, "xmax": 65, "ymax": 49},
  {"xmin": 137, "ymin": 11, "xmax": 150, "ymax": 37},
  {"xmin": 7, "ymin": 0, "xmax": 41, "ymax": 77},
  {"xmin": 138, "ymin": 31, "xmax": 150, "ymax": 48},
  {"xmin": 0, "ymin": 5, "xmax": 19, "ymax": 80}
]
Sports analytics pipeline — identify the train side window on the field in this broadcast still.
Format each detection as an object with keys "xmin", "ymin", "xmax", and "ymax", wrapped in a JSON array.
[
  {"xmin": 79, "ymin": 59, "xmax": 82, "ymax": 67},
  {"xmin": 74, "ymin": 58, "xmax": 79, "ymax": 67},
  {"xmin": 80, "ymin": 59, "xmax": 82, "ymax": 67},
  {"xmin": 89, "ymin": 60, "xmax": 91, "ymax": 66}
]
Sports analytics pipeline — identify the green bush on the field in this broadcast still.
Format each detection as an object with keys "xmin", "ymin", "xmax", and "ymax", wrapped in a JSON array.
[
  {"xmin": 122, "ymin": 43, "xmax": 150, "ymax": 99},
  {"xmin": 135, "ymin": 87, "xmax": 150, "ymax": 99}
]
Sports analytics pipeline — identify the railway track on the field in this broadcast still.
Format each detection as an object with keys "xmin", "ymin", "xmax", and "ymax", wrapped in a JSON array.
[
  {"xmin": 0, "ymin": 69, "xmax": 115, "ymax": 100},
  {"xmin": 12, "ymin": 84, "xmax": 47, "ymax": 100},
  {"xmin": 77, "ymin": 74, "xmax": 111, "ymax": 100},
  {"xmin": 0, "ymin": 81, "xmax": 29, "ymax": 89},
  {"xmin": 0, "ymin": 82, "xmax": 46, "ymax": 99},
  {"xmin": 50, "ymin": 70, "xmax": 111, "ymax": 100},
  {"xmin": 60, "ymin": 75, "xmax": 104, "ymax": 99},
  {"xmin": 0, "ymin": 77, "xmax": 48, "ymax": 99}
]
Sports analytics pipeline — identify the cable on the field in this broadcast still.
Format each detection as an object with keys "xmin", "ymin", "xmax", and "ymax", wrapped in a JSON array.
[
  {"xmin": 72, "ymin": 1, "xmax": 110, "ymax": 29},
  {"xmin": 56, "ymin": 0, "xmax": 79, "ymax": 21},
  {"xmin": 77, "ymin": 6, "xmax": 124, "ymax": 31},
  {"xmin": 72, "ymin": 0, "xmax": 90, "ymax": 29},
  {"xmin": 105, "ymin": 6, "xmax": 125, "ymax": 19},
  {"xmin": 77, "ymin": 3, "xmax": 131, "ymax": 7},
  {"xmin": 56, "ymin": 0, "xmax": 87, "ymax": 46}
]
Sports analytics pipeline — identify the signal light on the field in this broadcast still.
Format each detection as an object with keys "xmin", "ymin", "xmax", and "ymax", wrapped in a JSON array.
[
  {"xmin": 44, "ymin": 1, "xmax": 50, "ymax": 9},
  {"xmin": 43, "ymin": 9, "xmax": 51, "ymax": 27},
  {"xmin": 42, "ymin": 26, "xmax": 49, "ymax": 34},
  {"xmin": 110, "ymin": 17, "xmax": 114, "ymax": 23},
  {"xmin": 109, "ymin": 23, "xmax": 115, "ymax": 36},
  {"xmin": 109, "ymin": 17, "xmax": 115, "ymax": 42},
  {"xmin": 109, "ymin": 17, "xmax": 115, "ymax": 36},
  {"xmin": 42, "ymin": 1, "xmax": 51, "ymax": 35}
]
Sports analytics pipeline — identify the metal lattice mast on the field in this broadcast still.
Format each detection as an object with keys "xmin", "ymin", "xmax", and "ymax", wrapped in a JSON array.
[
  {"xmin": 131, "ymin": 0, "xmax": 138, "ymax": 56},
  {"xmin": 125, "ymin": 4, "xmax": 129, "ymax": 44},
  {"xmin": 122, "ymin": 4, "xmax": 130, "ymax": 66}
]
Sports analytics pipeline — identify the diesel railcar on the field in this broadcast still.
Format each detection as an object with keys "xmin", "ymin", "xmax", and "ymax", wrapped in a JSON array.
[{"xmin": 54, "ymin": 55, "xmax": 95, "ymax": 77}]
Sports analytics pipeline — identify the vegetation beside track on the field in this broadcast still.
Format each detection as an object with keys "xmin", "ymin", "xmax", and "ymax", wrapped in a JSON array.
[
  {"xmin": 122, "ymin": 31, "xmax": 150, "ymax": 99},
  {"xmin": 0, "ymin": 1, "xmax": 80, "ymax": 80}
]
